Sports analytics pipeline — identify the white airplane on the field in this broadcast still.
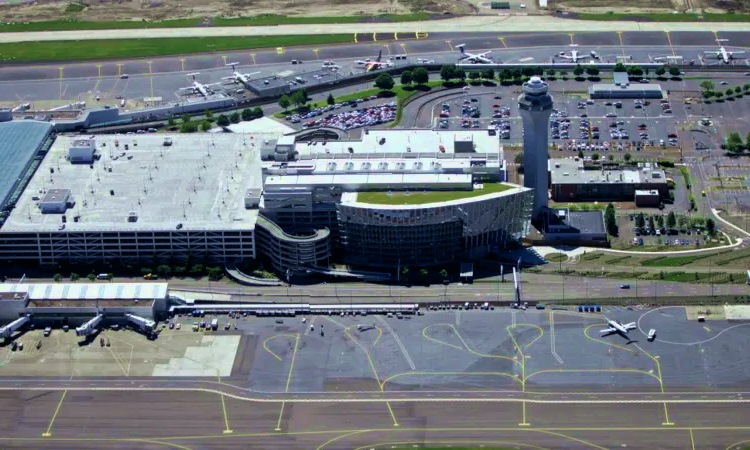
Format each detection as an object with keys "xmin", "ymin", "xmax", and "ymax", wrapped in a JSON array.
[
  {"xmin": 456, "ymin": 44, "xmax": 493, "ymax": 64},
  {"xmin": 223, "ymin": 63, "xmax": 260, "ymax": 87},
  {"xmin": 179, "ymin": 73, "xmax": 222, "ymax": 97},
  {"xmin": 556, "ymin": 48, "xmax": 597, "ymax": 64},
  {"xmin": 600, "ymin": 318, "xmax": 637, "ymax": 343},
  {"xmin": 355, "ymin": 50, "xmax": 393, "ymax": 72},
  {"xmin": 704, "ymin": 40, "xmax": 745, "ymax": 64}
]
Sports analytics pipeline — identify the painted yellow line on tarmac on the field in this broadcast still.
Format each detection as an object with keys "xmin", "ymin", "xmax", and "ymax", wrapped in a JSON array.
[
  {"xmin": 399, "ymin": 43, "xmax": 407, "ymax": 55},
  {"xmin": 524, "ymin": 368, "xmax": 661, "ymax": 384},
  {"xmin": 275, "ymin": 401, "xmax": 286, "ymax": 431},
  {"xmin": 690, "ymin": 428, "xmax": 696, "ymax": 450},
  {"xmin": 394, "ymin": 33, "xmax": 398, "ymax": 41},
  {"xmin": 373, "ymin": 33, "xmax": 377, "ymax": 43},
  {"xmin": 665, "ymin": 31, "xmax": 676, "ymax": 57},
  {"xmin": 583, "ymin": 323, "xmax": 637, "ymax": 354},
  {"xmin": 382, "ymin": 371, "xmax": 522, "ymax": 389},
  {"xmin": 42, "ymin": 390, "xmax": 67, "ymax": 437},
  {"xmin": 499, "ymin": 36, "xmax": 508, "ymax": 48},
  {"xmin": 316, "ymin": 429, "xmax": 372, "ymax": 450},
  {"xmin": 219, "ymin": 394, "xmax": 233, "ymax": 434},
  {"xmin": 531, "ymin": 430, "xmax": 607, "ymax": 450},
  {"xmin": 353, "ymin": 33, "xmax": 357, "ymax": 44},
  {"xmin": 422, "ymin": 324, "xmax": 462, "ymax": 350},
  {"xmin": 511, "ymin": 323, "xmax": 545, "ymax": 349},
  {"xmin": 446, "ymin": 40, "xmax": 454, "ymax": 51},
  {"xmin": 285, "ymin": 334, "xmax": 300, "ymax": 393},
  {"xmin": 262, "ymin": 334, "xmax": 297, "ymax": 361}
]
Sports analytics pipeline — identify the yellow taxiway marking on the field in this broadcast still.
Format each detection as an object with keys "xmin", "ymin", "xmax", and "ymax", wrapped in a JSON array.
[
  {"xmin": 726, "ymin": 438, "xmax": 750, "ymax": 450},
  {"xmin": 383, "ymin": 44, "xmax": 391, "ymax": 56},
  {"xmin": 316, "ymin": 430, "xmax": 372, "ymax": 450},
  {"xmin": 423, "ymin": 323, "xmax": 518, "ymax": 365},
  {"xmin": 499, "ymin": 36, "xmax": 508, "ymax": 48},
  {"xmin": 250, "ymin": 53, "xmax": 256, "ymax": 65},
  {"xmin": 689, "ymin": 428, "xmax": 696, "ymax": 450},
  {"xmin": 446, "ymin": 40, "xmax": 454, "ymax": 51},
  {"xmin": 276, "ymin": 47, "xmax": 285, "ymax": 55},
  {"xmin": 344, "ymin": 325, "xmax": 399, "ymax": 426},
  {"xmin": 275, "ymin": 333, "xmax": 300, "ymax": 431},
  {"xmin": 116, "ymin": 63, "xmax": 123, "ymax": 76},
  {"xmin": 353, "ymin": 440, "xmax": 550, "ymax": 450},
  {"xmin": 147, "ymin": 60, "xmax": 154, "ymax": 104},
  {"xmin": 532, "ymin": 430, "xmax": 607, "ymax": 450},
  {"xmin": 42, "ymin": 390, "xmax": 67, "ymax": 437},
  {"xmin": 312, "ymin": 48, "xmax": 320, "ymax": 59},
  {"xmin": 179, "ymin": 58, "xmax": 186, "ymax": 72},
  {"xmin": 525, "ymin": 368, "xmax": 660, "ymax": 384},
  {"xmin": 569, "ymin": 33, "xmax": 575, "ymax": 44},
  {"xmin": 262, "ymin": 334, "xmax": 297, "ymax": 361},
  {"xmin": 353, "ymin": 33, "xmax": 358, "ymax": 44},
  {"xmin": 394, "ymin": 32, "xmax": 398, "ymax": 41},
  {"xmin": 713, "ymin": 30, "xmax": 720, "ymax": 41},
  {"xmin": 703, "ymin": 326, "xmax": 711, "ymax": 332},
  {"xmin": 382, "ymin": 371, "xmax": 522, "ymax": 389},
  {"xmin": 275, "ymin": 401, "xmax": 286, "ymax": 431},
  {"xmin": 220, "ymin": 394, "xmax": 233, "ymax": 434},
  {"xmin": 416, "ymin": 31, "xmax": 428, "ymax": 39},
  {"xmin": 373, "ymin": 33, "xmax": 377, "ymax": 43},
  {"xmin": 519, "ymin": 401, "xmax": 530, "ymax": 426},
  {"xmin": 399, "ymin": 43, "xmax": 407, "ymax": 55},
  {"xmin": 665, "ymin": 31, "xmax": 676, "ymax": 57},
  {"xmin": 221, "ymin": 55, "xmax": 227, "ymax": 66},
  {"xmin": 617, "ymin": 31, "xmax": 625, "ymax": 57}
]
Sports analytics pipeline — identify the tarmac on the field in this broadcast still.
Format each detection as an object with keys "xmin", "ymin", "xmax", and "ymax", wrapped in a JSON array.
[{"xmin": 0, "ymin": 307, "xmax": 749, "ymax": 447}]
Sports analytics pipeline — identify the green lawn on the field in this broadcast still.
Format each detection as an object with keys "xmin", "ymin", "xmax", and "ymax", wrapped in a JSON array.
[
  {"xmin": 356, "ymin": 183, "xmax": 515, "ymax": 206},
  {"xmin": 0, "ymin": 13, "xmax": 431, "ymax": 33},
  {"xmin": 640, "ymin": 251, "xmax": 729, "ymax": 267},
  {"xmin": 0, "ymin": 35, "xmax": 353, "ymax": 63},
  {"xmin": 578, "ymin": 12, "xmax": 750, "ymax": 21},
  {"xmin": 545, "ymin": 252, "xmax": 568, "ymax": 263}
]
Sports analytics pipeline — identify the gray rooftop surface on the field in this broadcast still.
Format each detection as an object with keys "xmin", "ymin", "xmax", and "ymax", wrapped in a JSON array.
[
  {"xmin": 3, "ymin": 134, "xmax": 267, "ymax": 232},
  {"xmin": 550, "ymin": 158, "xmax": 667, "ymax": 186},
  {"xmin": 568, "ymin": 210, "xmax": 607, "ymax": 234},
  {"xmin": 0, "ymin": 120, "xmax": 53, "ymax": 209}
]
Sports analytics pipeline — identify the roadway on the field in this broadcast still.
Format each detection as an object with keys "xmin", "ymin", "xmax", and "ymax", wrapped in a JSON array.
[
  {"xmin": 3, "ymin": 14, "xmax": 750, "ymax": 43},
  {"xmin": 1, "ymin": 30, "xmax": 750, "ymax": 105}
]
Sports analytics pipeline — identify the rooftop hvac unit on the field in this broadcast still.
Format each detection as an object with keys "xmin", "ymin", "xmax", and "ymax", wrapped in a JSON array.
[{"xmin": 128, "ymin": 211, "xmax": 138, "ymax": 222}]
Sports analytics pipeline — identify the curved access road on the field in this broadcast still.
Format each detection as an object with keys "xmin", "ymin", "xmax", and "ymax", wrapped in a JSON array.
[{"xmin": 2, "ymin": 15, "xmax": 750, "ymax": 43}]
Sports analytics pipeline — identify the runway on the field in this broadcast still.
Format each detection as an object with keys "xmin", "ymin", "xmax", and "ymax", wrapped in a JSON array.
[{"xmin": 1, "ymin": 30, "xmax": 749, "ymax": 106}]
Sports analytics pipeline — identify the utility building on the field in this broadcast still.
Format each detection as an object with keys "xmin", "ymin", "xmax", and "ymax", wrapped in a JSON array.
[{"xmin": 518, "ymin": 77, "xmax": 553, "ymax": 220}]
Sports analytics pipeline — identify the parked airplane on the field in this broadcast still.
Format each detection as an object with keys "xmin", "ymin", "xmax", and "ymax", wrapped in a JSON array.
[
  {"xmin": 179, "ymin": 73, "xmax": 222, "ymax": 97},
  {"xmin": 555, "ymin": 48, "xmax": 597, "ymax": 63},
  {"xmin": 223, "ymin": 63, "xmax": 260, "ymax": 87},
  {"xmin": 705, "ymin": 40, "xmax": 745, "ymax": 64},
  {"xmin": 600, "ymin": 318, "xmax": 637, "ymax": 343},
  {"xmin": 355, "ymin": 50, "xmax": 393, "ymax": 71},
  {"xmin": 456, "ymin": 44, "xmax": 493, "ymax": 64}
]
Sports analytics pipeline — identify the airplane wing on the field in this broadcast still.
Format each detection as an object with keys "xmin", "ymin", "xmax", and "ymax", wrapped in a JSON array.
[
  {"xmin": 732, "ymin": 51, "xmax": 746, "ymax": 55},
  {"xmin": 477, "ymin": 51, "xmax": 491, "ymax": 57},
  {"xmin": 623, "ymin": 322, "xmax": 636, "ymax": 330},
  {"xmin": 599, "ymin": 327, "xmax": 616, "ymax": 335},
  {"xmin": 704, "ymin": 51, "xmax": 720, "ymax": 54}
]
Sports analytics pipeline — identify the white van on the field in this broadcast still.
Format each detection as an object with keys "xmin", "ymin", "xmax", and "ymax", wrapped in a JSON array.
[{"xmin": 96, "ymin": 273, "xmax": 108, "ymax": 280}]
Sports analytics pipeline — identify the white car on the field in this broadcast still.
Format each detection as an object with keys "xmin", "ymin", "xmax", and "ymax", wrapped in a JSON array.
[
  {"xmin": 176, "ymin": 323, "xmax": 181, "ymax": 330},
  {"xmin": 648, "ymin": 329, "xmax": 656, "ymax": 341}
]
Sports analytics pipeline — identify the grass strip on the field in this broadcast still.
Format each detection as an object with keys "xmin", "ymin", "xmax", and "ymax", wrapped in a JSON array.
[
  {"xmin": 0, "ymin": 13, "xmax": 432, "ymax": 33},
  {"xmin": 640, "ymin": 251, "xmax": 729, "ymax": 267},
  {"xmin": 0, "ymin": 35, "xmax": 353, "ymax": 63},
  {"xmin": 578, "ymin": 12, "xmax": 750, "ymax": 22}
]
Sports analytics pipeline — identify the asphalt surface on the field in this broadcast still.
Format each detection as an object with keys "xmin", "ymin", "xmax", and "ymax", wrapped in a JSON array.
[
  {"xmin": 2, "ymin": 31, "xmax": 750, "ymax": 105},
  {"xmin": 2, "ymin": 307, "xmax": 750, "ymax": 448}
]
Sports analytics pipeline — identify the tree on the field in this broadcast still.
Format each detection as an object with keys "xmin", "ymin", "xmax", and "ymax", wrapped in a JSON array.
[
  {"xmin": 656, "ymin": 215, "xmax": 665, "ymax": 229},
  {"xmin": 585, "ymin": 66, "xmax": 599, "ymax": 76},
  {"xmin": 419, "ymin": 268, "xmax": 429, "ymax": 278},
  {"xmin": 468, "ymin": 71, "xmax": 480, "ymax": 82},
  {"xmin": 401, "ymin": 266, "xmax": 410, "ymax": 281},
  {"xmin": 412, "ymin": 67, "xmax": 429, "ymax": 85},
  {"xmin": 607, "ymin": 154, "xmax": 614, "ymax": 161},
  {"xmin": 167, "ymin": 116, "xmax": 176, "ymax": 127},
  {"xmin": 655, "ymin": 67, "xmax": 666, "ymax": 77},
  {"xmin": 573, "ymin": 65, "xmax": 584, "ymax": 76},
  {"xmin": 667, "ymin": 211, "xmax": 677, "ymax": 229},
  {"xmin": 230, "ymin": 111, "xmax": 241, "ymax": 123},
  {"xmin": 326, "ymin": 93, "xmax": 336, "ymax": 106},
  {"xmin": 203, "ymin": 109, "xmax": 214, "ymax": 120},
  {"xmin": 189, "ymin": 264, "xmax": 204, "ymax": 275},
  {"xmin": 727, "ymin": 131, "xmax": 743, "ymax": 152},
  {"xmin": 180, "ymin": 121, "xmax": 197, "ymax": 133},
  {"xmin": 278, "ymin": 94, "xmax": 291, "ymax": 110},
  {"xmin": 635, "ymin": 212, "xmax": 645, "ymax": 229},
  {"xmin": 624, "ymin": 152, "xmax": 632, "ymax": 161},
  {"xmin": 440, "ymin": 64, "xmax": 456, "ymax": 82},
  {"xmin": 181, "ymin": 113, "xmax": 191, "ymax": 124},
  {"xmin": 53, "ymin": 273, "xmax": 62, "ymax": 283},
  {"xmin": 700, "ymin": 80, "xmax": 715, "ymax": 92},
  {"xmin": 522, "ymin": 67, "xmax": 535, "ymax": 77},
  {"xmin": 605, "ymin": 203, "xmax": 618, "ymax": 236},
  {"xmin": 744, "ymin": 83, "xmax": 750, "ymax": 92},
  {"xmin": 206, "ymin": 266, "xmax": 224, "ymax": 281},
  {"xmin": 558, "ymin": 70, "xmax": 567, "ymax": 78},
  {"xmin": 455, "ymin": 68, "xmax": 466, "ymax": 82},
  {"xmin": 439, "ymin": 268, "xmax": 449, "ymax": 279},
  {"xmin": 706, "ymin": 218, "xmax": 716, "ymax": 236},
  {"xmin": 591, "ymin": 152, "xmax": 600, "ymax": 161},
  {"xmin": 252, "ymin": 106, "xmax": 263, "ymax": 119},
  {"xmin": 735, "ymin": 86, "xmax": 742, "ymax": 95},
  {"xmin": 726, "ymin": 87, "xmax": 735, "ymax": 97},
  {"xmin": 500, "ymin": 69, "xmax": 512, "ymax": 81},
  {"xmin": 199, "ymin": 120, "xmax": 212, "ymax": 132},
  {"xmin": 87, "ymin": 273, "xmax": 96, "ymax": 282},
  {"xmin": 290, "ymin": 90, "xmax": 306, "ymax": 108},
  {"xmin": 216, "ymin": 114, "xmax": 230, "ymax": 127},
  {"xmin": 669, "ymin": 66, "xmax": 681, "ymax": 77},
  {"xmin": 70, "ymin": 273, "xmax": 80, "ymax": 282},
  {"xmin": 702, "ymin": 90, "xmax": 713, "ymax": 100},
  {"xmin": 514, "ymin": 152, "xmax": 524, "ymax": 165},
  {"xmin": 374, "ymin": 73, "xmax": 395, "ymax": 90},
  {"xmin": 400, "ymin": 70, "xmax": 413, "ymax": 86},
  {"xmin": 613, "ymin": 62, "xmax": 627, "ymax": 72},
  {"xmin": 578, "ymin": 149, "xmax": 584, "ymax": 159},
  {"xmin": 156, "ymin": 264, "xmax": 172, "ymax": 278},
  {"xmin": 546, "ymin": 69, "xmax": 556, "ymax": 77},
  {"xmin": 716, "ymin": 92, "xmax": 724, "ymax": 100},
  {"xmin": 746, "ymin": 131, "xmax": 750, "ymax": 150},
  {"xmin": 241, "ymin": 108, "xmax": 253, "ymax": 121},
  {"xmin": 482, "ymin": 68, "xmax": 494, "ymax": 80}
]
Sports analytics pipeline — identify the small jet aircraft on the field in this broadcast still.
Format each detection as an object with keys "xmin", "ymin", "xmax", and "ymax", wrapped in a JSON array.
[
  {"xmin": 355, "ymin": 50, "xmax": 393, "ymax": 71},
  {"xmin": 600, "ymin": 318, "xmax": 637, "ymax": 343},
  {"xmin": 179, "ymin": 73, "xmax": 222, "ymax": 97},
  {"xmin": 456, "ymin": 44, "xmax": 493, "ymax": 64},
  {"xmin": 222, "ymin": 63, "xmax": 260, "ymax": 87},
  {"xmin": 704, "ymin": 40, "xmax": 745, "ymax": 64},
  {"xmin": 555, "ymin": 48, "xmax": 597, "ymax": 64}
]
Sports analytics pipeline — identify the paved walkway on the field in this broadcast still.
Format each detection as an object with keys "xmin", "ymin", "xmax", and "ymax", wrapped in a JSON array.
[
  {"xmin": 3, "ymin": 15, "xmax": 750, "ymax": 43},
  {"xmin": 533, "ymin": 236, "xmax": 742, "ymax": 260}
]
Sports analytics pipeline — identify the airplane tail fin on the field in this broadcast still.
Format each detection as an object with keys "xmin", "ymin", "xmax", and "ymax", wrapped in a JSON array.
[{"xmin": 377, "ymin": 50, "xmax": 382, "ymax": 62}]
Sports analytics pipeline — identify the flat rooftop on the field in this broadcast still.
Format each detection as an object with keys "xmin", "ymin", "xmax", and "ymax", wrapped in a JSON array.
[
  {"xmin": 295, "ymin": 130, "xmax": 500, "ymax": 158},
  {"xmin": 0, "ymin": 282, "xmax": 167, "ymax": 302},
  {"xmin": 0, "ymin": 120, "xmax": 53, "ymax": 208},
  {"xmin": 550, "ymin": 158, "xmax": 666, "ymax": 185},
  {"xmin": 3, "ymin": 134, "xmax": 265, "ymax": 232},
  {"xmin": 351, "ymin": 182, "xmax": 518, "ymax": 206}
]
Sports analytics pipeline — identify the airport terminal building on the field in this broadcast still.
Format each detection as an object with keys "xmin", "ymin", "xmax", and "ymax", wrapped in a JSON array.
[{"xmin": 0, "ymin": 130, "xmax": 533, "ymax": 273}]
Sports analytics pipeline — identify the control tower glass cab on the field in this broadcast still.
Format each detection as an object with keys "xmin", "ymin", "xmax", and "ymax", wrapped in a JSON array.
[{"xmin": 517, "ymin": 76, "xmax": 553, "ymax": 221}]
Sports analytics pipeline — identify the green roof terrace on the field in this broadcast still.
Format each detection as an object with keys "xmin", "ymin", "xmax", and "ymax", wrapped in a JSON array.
[{"xmin": 355, "ymin": 183, "xmax": 516, "ymax": 206}]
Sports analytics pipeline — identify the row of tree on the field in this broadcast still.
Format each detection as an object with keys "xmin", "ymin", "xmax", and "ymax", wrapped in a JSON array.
[
  {"xmin": 54, "ymin": 264, "xmax": 225, "ymax": 282},
  {"xmin": 700, "ymin": 81, "xmax": 750, "ymax": 101},
  {"xmin": 169, "ymin": 107, "xmax": 264, "ymax": 133},
  {"xmin": 633, "ymin": 212, "xmax": 715, "ymax": 236},
  {"xmin": 726, "ymin": 131, "xmax": 750, "ymax": 153}
]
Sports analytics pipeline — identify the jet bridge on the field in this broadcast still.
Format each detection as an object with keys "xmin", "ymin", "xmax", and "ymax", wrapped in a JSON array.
[
  {"xmin": 0, "ymin": 315, "xmax": 30, "ymax": 339},
  {"xmin": 75, "ymin": 314, "xmax": 103, "ymax": 337},
  {"xmin": 126, "ymin": 314, "xmax": 155, "ymax": 333}
]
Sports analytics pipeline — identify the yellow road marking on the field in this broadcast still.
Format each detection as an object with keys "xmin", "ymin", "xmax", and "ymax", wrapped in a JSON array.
[
  {"xmin": 275, "ymin": 401, "xmax": 286, "ymax": 431},
  {"xmin": 382, "ymin": 371, "xmax": 522, "ymax": 389},
  {"xmin": 180, "ymin": 58, "xmax": 185, "ymax": 72},
  {"xmin": 499, "ymin": 36, "xmax": 508, "ymax": 48},
  {"xmin": 569, "ymin": 33, "xmax": 574, "ymax": 44},
  {"xmin": 276, "ymin": 47, "xmax": 285, "ymax": 55},
  {"xmin": 394, "ymin": 32, "xmax": 398, "ymax": 41},
  {"xmin": 250, "ymin": 53, "xmax": 256, "ymax": 65},
  {"xmin": 353, "ymin": 33, "xmax": 357, "ymax": 44},
  {"xmin": 690, "ymin": 428, "xmax": 696, "ymax": 450},
  {"xmin": 219, "ymin": 394, "xmax": 233, "ymax": 434},
  {"xmin": 399, "ymin": 43, "xmax": 407, "ymax": 55},
  {"xmin": 262, "ymin": 334, "xmax": 296, "ymax": 361},
  {"xmin": 519, "ymin": 401, "xmax": 530, "ymax": 426},
  {"xmin": 525, "ymin": 368, "xmax": 660, "ymax": 384},
  {"xmin": 42, "ymin": 390, "xmax": 67, "ymax": 437},
  {"xmin": 373, "ymin": 33, "xmax": 377, "ymax": 43},
  {"xmin": 316, "ymin": 430, "xmax": 372, "ymax": 450},
  {"xmin": 531, "ymin": 430, "xmax": 607, "ymax": 450},
  {"xmin": 665, "ymin": 31, "xmax": 676, "ymax": 57},
  {"xmin": 285, "ymin": 334, "xmax": 300, "ymax": 393}
]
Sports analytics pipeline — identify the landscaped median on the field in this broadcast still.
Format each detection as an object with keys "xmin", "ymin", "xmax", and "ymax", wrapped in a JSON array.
[
  {"xmin": 577, "ymin": 11, "xmax": 750, "ymax": 22},
  {"xmin": 0, "ymin": 34, "xmax": 353, "ymax": 63}
]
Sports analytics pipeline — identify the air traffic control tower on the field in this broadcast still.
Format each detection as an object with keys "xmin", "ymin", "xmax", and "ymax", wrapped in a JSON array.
[{"xmin": 518, "ymin": 76, "xmax": 553, "ymax": 220}]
